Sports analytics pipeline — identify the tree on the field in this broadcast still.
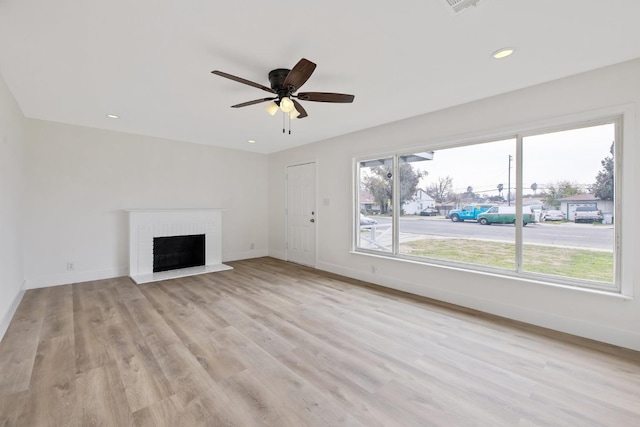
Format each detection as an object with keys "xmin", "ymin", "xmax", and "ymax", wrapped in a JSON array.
[
  {"xmin": 497, "ymin": 183, "xmax": 504, "ymax": 198},
  {"xmin": 464, "ymin": 186, "xmax": 475, "ymax": 201},
  {"xmin": 399, "ymin": 163, "xmax": 424, "ymax": 210},
  {"xmin": 592, "ymin": 143, "xmax": 614, "ymax": 200},
  {"xmin": 541, "ymin": 181, "xmax": 581, "ymax": 208},
  {"xmin": 426, "ymin": 175, "xmax": 453, "ymax": 203},
  {"xmin": 530, "ymin": 182, "xmax": 538, "ymax": 194},
  {"xmin": 363, "ymin": 171, "xmax": 391, "ymax": 213},
  {"xmin": 363, "ymin": 163, "xmax": 423, "ymax": 214}
]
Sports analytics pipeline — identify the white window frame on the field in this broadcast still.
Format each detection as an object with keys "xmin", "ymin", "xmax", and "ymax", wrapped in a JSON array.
[{"xmin": 353, "ymin": 106, "xmax": 634, "ymax": 297}]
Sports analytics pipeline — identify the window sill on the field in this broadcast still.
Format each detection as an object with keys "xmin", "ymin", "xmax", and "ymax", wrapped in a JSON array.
[{"xmin": 351, "ymin": 249, "xmax": 632, "ymax": 301}]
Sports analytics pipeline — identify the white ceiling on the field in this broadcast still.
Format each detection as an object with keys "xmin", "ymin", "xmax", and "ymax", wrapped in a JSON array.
[{"xmin": 1, "ymin": 0, "xmax": 640, "ymax": 154}]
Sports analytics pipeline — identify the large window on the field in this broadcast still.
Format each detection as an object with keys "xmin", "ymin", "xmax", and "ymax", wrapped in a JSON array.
[
  {"xmin": 521, "ymin": 124, "xmax": 616, "ymax": 284},
  {"xmin": 357, "ymin": 157, "xmax": 394, "ymax": 252},
  {"xmin": 355, "ymin": 119, "xmax": 619, "ymax": 291}
]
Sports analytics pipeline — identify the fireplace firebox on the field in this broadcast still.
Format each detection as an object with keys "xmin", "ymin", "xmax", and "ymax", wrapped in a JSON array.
[{"xmin": 153, "ymin": 234, "xmax": 205, "ymax": 273}]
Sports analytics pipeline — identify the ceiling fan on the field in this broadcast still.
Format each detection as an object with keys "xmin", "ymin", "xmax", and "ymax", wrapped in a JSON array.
[{"xmin": 211, "ymin": 58, "xmax": 355, "ymax": 119}]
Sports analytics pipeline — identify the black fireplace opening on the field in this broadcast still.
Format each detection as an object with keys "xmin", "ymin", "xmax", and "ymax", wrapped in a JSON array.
[{"xmin": 153, "ymin": 234, "xmax": 205, "ymax": 273}]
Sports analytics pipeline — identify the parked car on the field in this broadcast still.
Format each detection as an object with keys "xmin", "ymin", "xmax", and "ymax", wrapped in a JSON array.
[
  {"xmin": 527, "ymin": 204, "xmax": 544, "ymax": 222},
  {"xmin": 359, "ymin": 213, "xmax": 377, "ymax": 226},
  {"xmin": 419, "ymin": 208, "xmax": 438, "ymax": 216},
  {"xmin": 574, "ymin": 206, "xmax": 604, "ymax": 223},
  {"xmin": 477, "ymin": 206, "xmax": 535, "ymax": 226},
  {"xmin": 448, "ymin": 204, "xmax": 494, "ymax": 222},
  {"xmin": 544, "ymin": 210, "xmax": 565, "ymax": 221}
]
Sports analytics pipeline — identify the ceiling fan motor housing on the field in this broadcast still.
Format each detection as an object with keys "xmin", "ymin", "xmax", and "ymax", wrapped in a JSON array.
[{"xmin": 268, "ymin": 68, "xmax": 293, "ymax": 98}]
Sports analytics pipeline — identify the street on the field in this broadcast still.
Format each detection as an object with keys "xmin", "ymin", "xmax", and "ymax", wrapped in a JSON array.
[{"xmin": 368, "ymin": 216, "xmax": 614, "ymax": 251}]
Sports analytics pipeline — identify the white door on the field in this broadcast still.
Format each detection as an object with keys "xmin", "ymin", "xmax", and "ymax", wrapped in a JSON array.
[{"xmin": 286, "ymin": 162, "xmax": 316, "ymax": 266}]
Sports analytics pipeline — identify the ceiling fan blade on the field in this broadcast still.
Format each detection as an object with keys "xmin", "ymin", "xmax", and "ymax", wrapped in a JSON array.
[
  {"xmin": 231, "ymin": 97, "xmax": 277, "ymax": 108},
  {"xmin": 283, "ymin": 58, "xmax": 317, "ymax": 91},
  {"xmin": 211, "ymin": 70, "xmax": 275, "ymax": 94},
  {"xmin": 297, "ymin": 92, "xmax": 355, "ymax": 103},
  {"xmin": 291, "ymin": 99, "xmax": 308, "ymax": 119}
]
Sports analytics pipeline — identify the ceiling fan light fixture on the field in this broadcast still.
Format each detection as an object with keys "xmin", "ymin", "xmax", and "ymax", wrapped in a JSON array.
[
  {"xmin": 289, "ymin": 108, "xmax": 300, "ymax": 119},
  {"xmin": 280, "ymin": 96, "xmax": 295, "ymax": 113},
  {"xmin": 265, "ymin": 101, "xmax": 279, "ymax": 116}
]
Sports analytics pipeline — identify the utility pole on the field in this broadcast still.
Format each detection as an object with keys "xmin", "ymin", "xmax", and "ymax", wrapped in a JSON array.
[{"xmin": 507, "ymin": 155, "xmax": 512, "ymax": 206}]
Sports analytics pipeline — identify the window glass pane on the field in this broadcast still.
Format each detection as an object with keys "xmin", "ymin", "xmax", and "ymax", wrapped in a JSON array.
[
  {"xmin": 357, "ymin": 157, "xmax": 393, "ymax": 252},
  {"xmin": 522, "ymin": 123, "xmax": 615, "ymax": 284},
  {"xmin": 398, "ymin": 140, "xmax": 516, "ymax": 271}
]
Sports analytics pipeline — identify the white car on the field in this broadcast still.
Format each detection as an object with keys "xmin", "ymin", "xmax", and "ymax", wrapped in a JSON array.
[
  {"xmin": 544, "ymin": 210, "xmax": 565, "ymax": 221},
  {"xmin": 359, "ymin": 213, "xmax": 377, "ymax": 225}
]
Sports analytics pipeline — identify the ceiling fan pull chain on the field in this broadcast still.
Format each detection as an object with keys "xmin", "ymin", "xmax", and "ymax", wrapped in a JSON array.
[
  {"xmin": 282, "ymin": 112, "xmax": 285, "ymax": 133},
  {"xmin": 289, "ymin": 114, "xmax": 292, "ymax": 135}
]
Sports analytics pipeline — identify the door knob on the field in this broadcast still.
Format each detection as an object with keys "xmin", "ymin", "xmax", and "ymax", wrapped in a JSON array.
[{"xmin": 310, "ymin": 218, "xmax": 315, "ymax": 223}]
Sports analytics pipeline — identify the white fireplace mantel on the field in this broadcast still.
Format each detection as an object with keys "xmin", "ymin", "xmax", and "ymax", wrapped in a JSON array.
[{"xmin": 127, "ymin": 209, "xmax": 232, "ymax": 284}]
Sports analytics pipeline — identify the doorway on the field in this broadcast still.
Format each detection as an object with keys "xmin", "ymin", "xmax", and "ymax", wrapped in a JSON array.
[{"xmin": 286, "ymin": 162, "xmax": 316, "ymax": 266}]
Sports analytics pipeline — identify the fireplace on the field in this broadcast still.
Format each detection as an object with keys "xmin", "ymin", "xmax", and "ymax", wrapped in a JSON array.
[
  {"xmin": 153, "ymin": 234, "xmax": 205, "ymax": 272},
  {"xmin": 127, "ymin": 209, "xmax": 232, "ymax": 284}
]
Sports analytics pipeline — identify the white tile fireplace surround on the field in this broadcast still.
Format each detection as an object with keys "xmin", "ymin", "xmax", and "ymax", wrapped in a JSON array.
[{"xmin": 127, "ymin": 209, "xmax": 232, "ymax": 284}]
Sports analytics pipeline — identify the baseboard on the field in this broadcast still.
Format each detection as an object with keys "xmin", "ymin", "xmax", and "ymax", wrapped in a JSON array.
[
  {"xmin": 223, "ymin": 249, "xmax": 269, "ymax": 262},
  {"xmin": 25, "ymin": 267, "xmax": 129, "ymax": 289},
  {"xmin": 316, "ymin": 260, "xmax": 640, "ymax": 352},
  {"xmin": 267, "ymin": 250, "xmax": 286, "ymax": 261},
  {"xmin": 0, "ymin": 280, "xmax": 26, "ymax": 342},
  {"xmin": 24, "ymin": 250, "xmax": 271, "ymax": 289}
]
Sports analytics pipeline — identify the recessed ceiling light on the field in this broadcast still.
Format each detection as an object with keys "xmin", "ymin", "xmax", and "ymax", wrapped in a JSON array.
[
  {"xmin": 248, "ymin": 140, "xmax": 256, "ymax": 144},
  {"xmin": 106, "ymin": 114, "xmax": 119, "ymax": 119},
  {"xmin": 491, "ymin": 47, "xmax": 515, "ymax": 59}
]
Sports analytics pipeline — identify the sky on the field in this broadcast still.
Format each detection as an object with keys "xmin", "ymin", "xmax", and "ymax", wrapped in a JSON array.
[{"xmin": 413, "ymin": 123, "xmax": 615, "ymax": 196}]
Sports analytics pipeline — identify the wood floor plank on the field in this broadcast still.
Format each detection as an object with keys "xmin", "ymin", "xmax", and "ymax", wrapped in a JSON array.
[
  {"xmin": 20, "ymin": 334, "xmax": 77, "ymax": 427},
  {"xmin": 529, "ymin": 381, "xmax": 640, "ymax": 426},
  {"xmin": 0, "ymin": 390, "xmax": 34, "ymax": 427},
  {"xmin": 121, "ymin": 295, "xmax": 183, "ymax": 347},
  {"xmin": 147, "ymin": 341, "xmax": 259, "ymax": 426},
  {"xmin": 39, "ymin": 284, "xmax": 74, "ymax": 341},
  {"xmin": 30, "ymin": 334, "xmax": 76, "ymax": 389},
  {"xmin": 75, "ymin": 362, "xmax": 133, "ymax": 426},
  {"xmin": 372, "ymin": 378, "xmax": 519, "ymax": 427},
  {"xmin": 0, "ymin": 288, "xmax": 48, "ymax": 394},
  {"xmin": 275, "ymin": 348, "xmax": 392, "ymax": 427},
  {"xmin": 1, "ymin": 257, "xmax": 639, "ymax": 426},
  {"xmin": 216, "ymin": 326, "xmax": 366, "ymax": 427},
  {"xmin": 139, "ymin": 287, "xmax": 247, "ymax": 382},
  {"xmin": 131, "ymin": 394, "xmax": 184, "ymax": 427},
  {"xmin": 12, "ymin": 378, "xmax": 77, "ymax": 426},
  {"xmin": 106, "ymin": 319, "xmax": 172, "ymax": 412},
  {"xmin": 73, "ymin": 306, "xmax": 112, "ymax": 375}
]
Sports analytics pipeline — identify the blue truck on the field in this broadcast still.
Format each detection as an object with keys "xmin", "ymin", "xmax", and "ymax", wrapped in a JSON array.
[{"xmin": 448, "ymin": 204, "xmax": 494, "ymax": 222}]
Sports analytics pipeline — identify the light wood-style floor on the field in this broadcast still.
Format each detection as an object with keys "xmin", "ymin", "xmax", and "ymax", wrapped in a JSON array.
[{"xmin": 1, "ymin": 257, "xmax": 639, "ymax": 426}]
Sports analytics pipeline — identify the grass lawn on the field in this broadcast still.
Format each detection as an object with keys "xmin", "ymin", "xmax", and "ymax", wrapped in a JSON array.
[{"xmin": 402, "ymin": 238, "xmax": 613, "ymax": 283}]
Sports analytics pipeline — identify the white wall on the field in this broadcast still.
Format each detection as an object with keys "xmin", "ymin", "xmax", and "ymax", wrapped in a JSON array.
[
  {"xmin": 0, "ymin": 73, "xmax": 26, "ymax": 338},
  {"xmin": 24, "ymin": 120, "xmax": 269, "ymax": 288},
  {"xmin": 268, "ymin": 58, "xmax": 640, "ymax": 351}
]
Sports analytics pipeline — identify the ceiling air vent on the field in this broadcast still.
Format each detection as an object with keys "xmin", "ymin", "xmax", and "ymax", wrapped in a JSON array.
[{"xmin": 443, "ymin": 0, "xmax": 482, "ymax": 14}]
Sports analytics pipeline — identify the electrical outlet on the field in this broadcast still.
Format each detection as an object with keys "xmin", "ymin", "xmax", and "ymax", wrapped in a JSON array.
[
  {"xmin": 67, "ymin": 262, "xmax": 74, "ymax": 271},
  {"xmin": 250, "ymin": 242, "xmax": 255, "ymax": 250}
]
